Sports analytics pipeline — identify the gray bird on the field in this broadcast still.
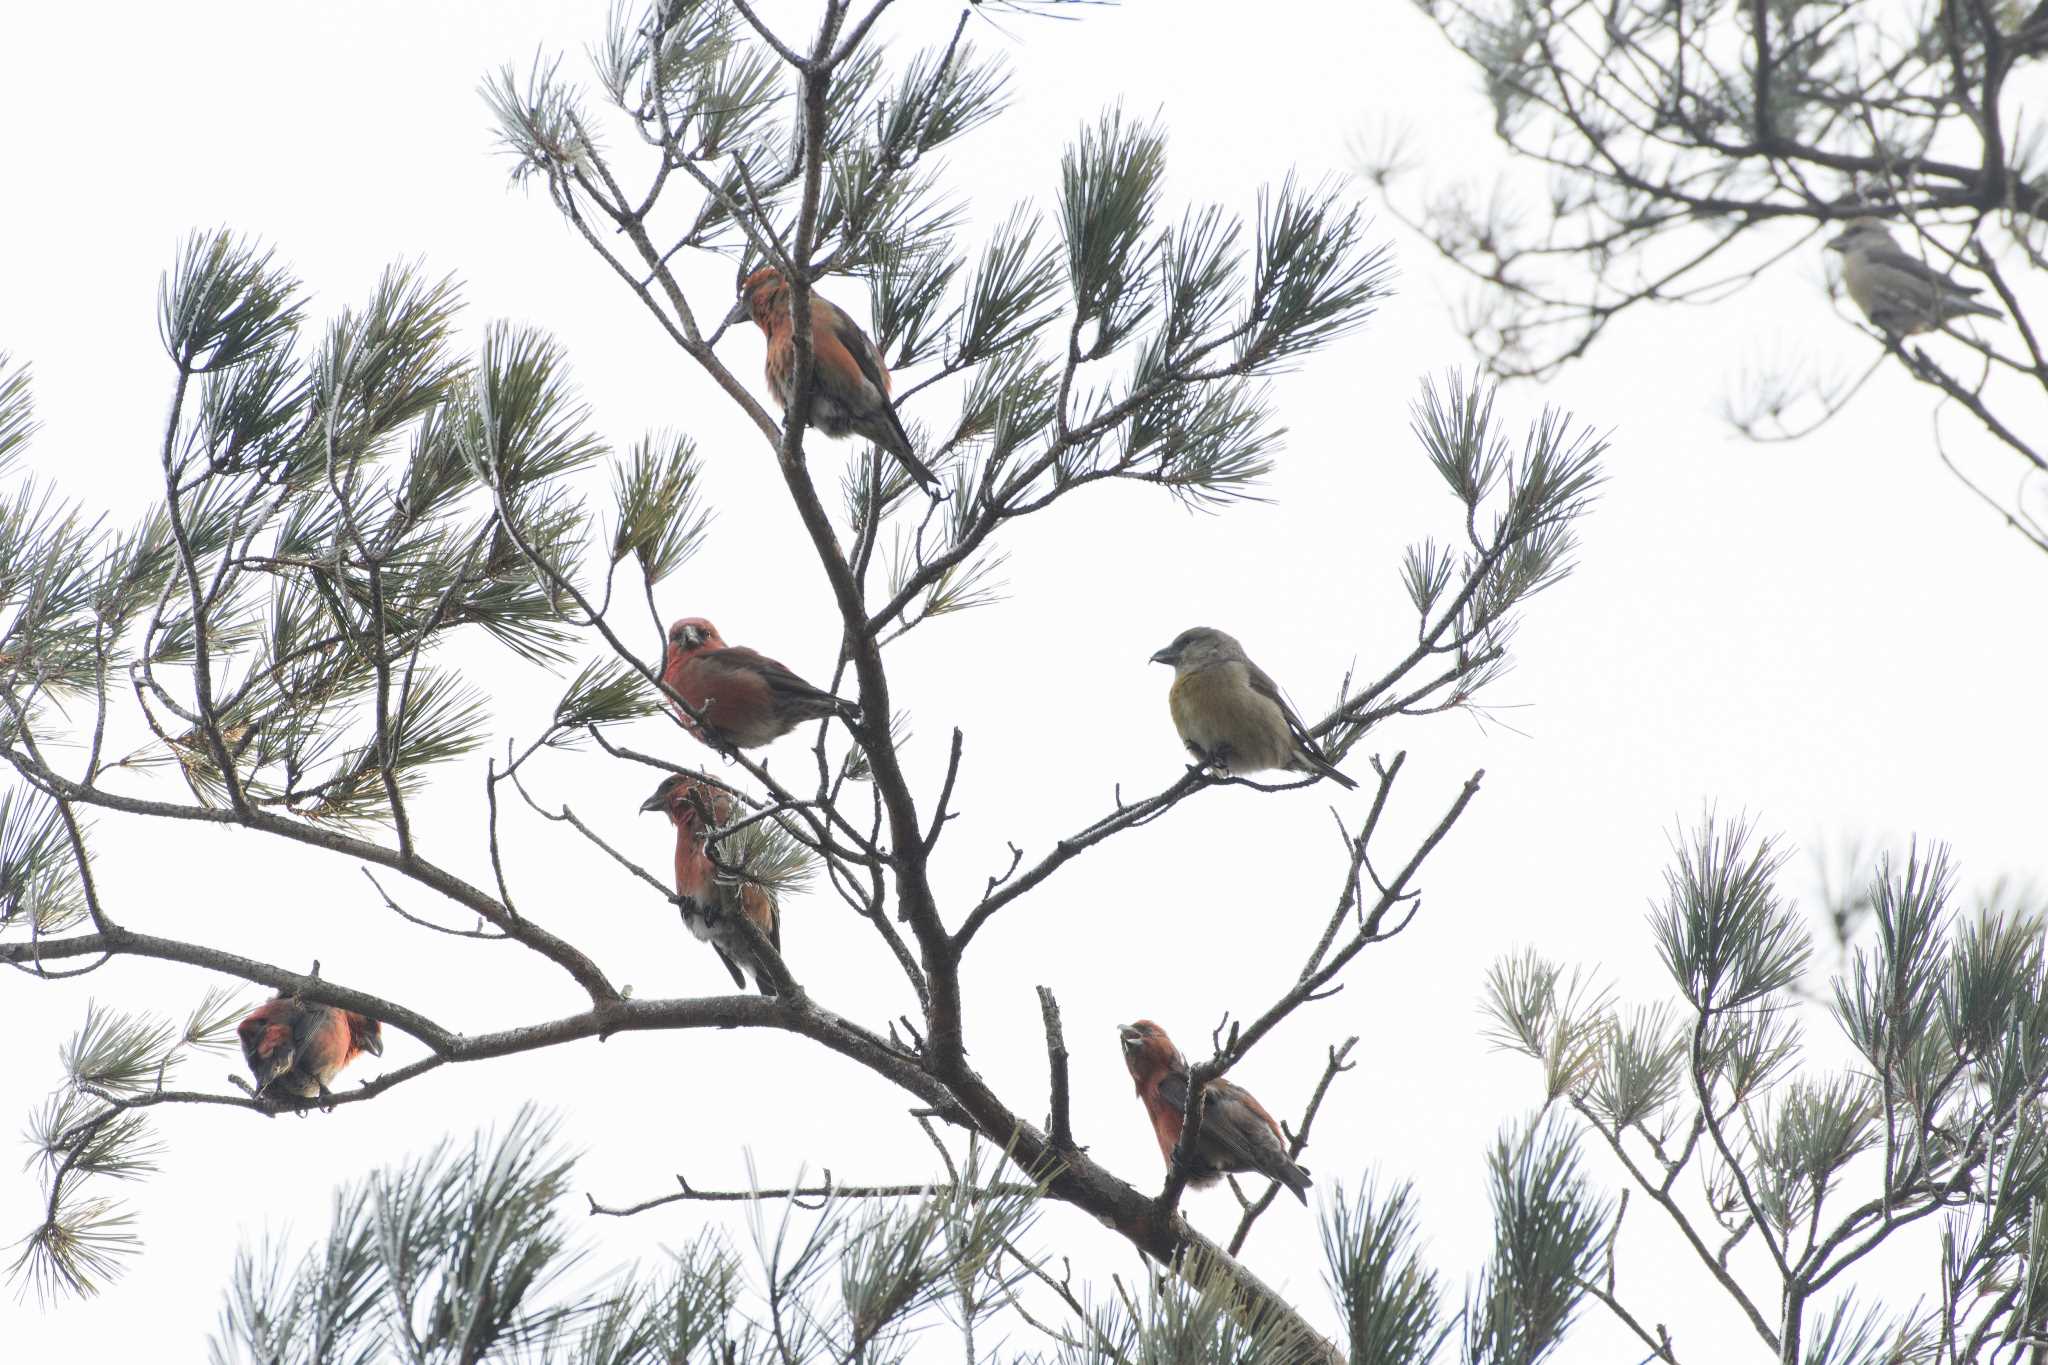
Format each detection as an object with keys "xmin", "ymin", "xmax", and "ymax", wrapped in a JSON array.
[
  {"xmin": 1150, "ymin": 627, "xmax": 1357, "ymax": 789},
  {"xmin": 1825, "ymin": 219, "xmax": 2002, "ymax": 336}
]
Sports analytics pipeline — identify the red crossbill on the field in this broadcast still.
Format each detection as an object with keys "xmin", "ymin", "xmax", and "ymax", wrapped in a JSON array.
[
  {"xmin": 641, "ymin": 772, "xmax": 781, "ymax": 995},
  {"xmin": 1825, "ymin": 220, "xmax": 2002, "ymax": 336},
  {"xmin": 1118, "ymin": 1019, "xmax": 1312, "ymax": 1203},
  {"xmin": 236, "ymin": 995, "xmax": 382, "ymax": 1107},
  {"xmin": 660, "ymin": 616, "xmax": 857, "ymax": 750},
  {"xmin": 1150, "ymin": 627, "xmax": 1357, "ymax": 789},
  {"xmin": 725, "ymin": 266, "xmax": 942, "ymax": 493}
]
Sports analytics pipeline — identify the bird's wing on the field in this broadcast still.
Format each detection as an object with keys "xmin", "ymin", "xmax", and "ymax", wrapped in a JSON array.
[
  {"xmin": 1154, "ymin": 1067, "xmax": 1191, "ymax": 1116},
  {"xmin": 1857, "ymin": 260, "xmax": 2001, "ymax": 326},
  {"xmin": 821, "ymin": 304, "xmax": 893, "ymax": 401},
  {"xmin": 1242, "ymin": 657, "xmax": 1332, "ymax": 757},
  {"xmin": 823, "ymin": 307, "xmax": 937, "ymax": 484},
  {"xmin": 1863, "ymin": 241, "xmax": 1986, "ymax": 296},
  {"xmin": 1199, "ymin": 1079, "xmax": 1291, "ymax": 1173},
  {"xmin": 238, "ymin": 1006, "xmax": 296, "ymax": 1089},
  {"xmin": 1242, "ymin": 658, "xmax": 1356, "ymax": 785},
  {"xmin": 712, "ymin": 647, "xmax": 844, "ymax": 710},
  {"xmin": 289, "ymin": 1004, "xmax": 350, "ymax": 1081}
]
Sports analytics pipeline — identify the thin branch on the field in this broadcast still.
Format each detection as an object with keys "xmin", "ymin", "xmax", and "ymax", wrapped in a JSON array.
[
  {"xmin": 361, "ymin": 868, "xmax": 507, "ymax": 941},
  {"xmin": 1226, "ymin": 1036, "xmax": 1356, "ymax": 1256},
  {"xmin": 587, "ymin": 1176, "xmax": 1038, "ymax": 1218},
  {"xmin": 1, "ymin": 746, "xmax": 621, "ymax": 1005},
  {"xmin": 1569, "ymin": 1098, "xmax": 1780, "ymax": 1353},
  {"xmin": 1037, "ymin": 985, "xmax": 1073, "ymax": 1152}
]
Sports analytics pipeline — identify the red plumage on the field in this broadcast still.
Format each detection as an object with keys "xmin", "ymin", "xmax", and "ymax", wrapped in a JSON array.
[
  {"xmin": 660, "ymin": 616, "xmax": 855, "ymax": 750},
  {"xmin": 641, "ymin": 772, "xmax": 782, "ymax": 994},
  {"xmin": 237, "ymin": 996, "xmax": 383, "ymax": 1107},
  {"xmin": 729, "ymin": 266, "xmax": 941, "ymax": 493},
  {"xmin": 1118, "ymin": 1019, "xmax": 1312, "ymax": 1204}
]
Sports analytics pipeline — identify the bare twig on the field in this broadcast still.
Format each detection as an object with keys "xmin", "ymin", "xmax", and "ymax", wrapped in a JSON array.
[
  {"xmin": 1037, "ymin": 985, "xmax": 1074, "ymax": 1152},
  {"xmin": 587, "ymin": 1175, "xmax": 1038, "ymax": 1218},
  {"xmin": 1226, "ymin": 1036, "xmax": 1356, "ymax": 1255}
]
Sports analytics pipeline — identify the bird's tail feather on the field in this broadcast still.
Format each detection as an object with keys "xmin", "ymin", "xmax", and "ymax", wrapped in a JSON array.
[
  {"xmin": 1295, "ymin": 744, "xmax": 1359, "ymax": 790},
  {"xmin": 712, "ymin": 947, "xmax": 748, "ymax": 992},
  {"xmin": 879, "ymin": 404, "xmax": 942, "ymax": 493},
  {"xmin": 770, "ymin": 679, "xmax": 861, "ymax": 727}
]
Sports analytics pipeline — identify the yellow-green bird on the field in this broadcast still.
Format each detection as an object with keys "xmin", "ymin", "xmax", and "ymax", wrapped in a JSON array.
[
  {"xmin": 1825, "ymin": 219, "xmax": 2001, "ymax": 336},
  {"xmin": 1150, "ymin": 626, "xmax": 1356, "ymax": 789}
]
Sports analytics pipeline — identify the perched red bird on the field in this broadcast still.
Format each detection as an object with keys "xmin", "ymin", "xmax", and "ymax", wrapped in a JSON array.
[
  {"xmin": 641, "ymin": 772, "xmax": 781, "ymax": 994},
  {"xmin": 660, "ymin": 617, "xmax": 857, "ymax": 750},
  {"xmin": 1118, "ymin": 1019, "xmax": 1311, "ymax": 1204},
  {"xmin": 237, "ymin": 995, "xmax": 383, "ymax": 1108},
  {"xmin": 725, "ymin": 265, "xmax": 941, "ymax": 493}
]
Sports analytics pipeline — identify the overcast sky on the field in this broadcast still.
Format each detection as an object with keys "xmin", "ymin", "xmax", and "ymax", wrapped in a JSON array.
[{"xmin": 4, "ymin": 2, "xmax": 2043, "ymax": 1360}]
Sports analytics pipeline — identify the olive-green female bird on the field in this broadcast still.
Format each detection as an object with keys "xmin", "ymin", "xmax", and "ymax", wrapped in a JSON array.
[{"xmin": 1150, "ymin": 626, "xmax": 1357, "ymax": 789}]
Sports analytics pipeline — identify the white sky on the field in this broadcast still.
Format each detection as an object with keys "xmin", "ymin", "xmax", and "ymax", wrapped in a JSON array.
[{"xmin": 3, "ymin": 2, "xmax": 2043, "ymax": 1360}]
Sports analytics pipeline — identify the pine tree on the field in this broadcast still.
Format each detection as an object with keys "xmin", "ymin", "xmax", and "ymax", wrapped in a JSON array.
[
  {"xmin": 1389, "ymin": 0, "xmax": 2048, "ymax": 555},
  {"xmin": 5, "ymin": 2, "xmax": 1611, "ymax": 1359}
]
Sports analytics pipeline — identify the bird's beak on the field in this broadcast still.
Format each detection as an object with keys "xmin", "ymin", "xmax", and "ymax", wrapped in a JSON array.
[
  {"xmin": 1824, "ymin": 237, "xmax": 1848, "ymax": 254},
  {"xmin": 1148, "ymin": 646, "xmax": 1176, "ymax": 666},
  {"xmin": 721, "ymin": 296, "xmax": 750, "ymax": 330},
  {"xmin": 363, "ymin": 1032, "xmax": 384, "ymax": 1058},
  {"xmin": 1117, "ymin": 1023, "xmax": 1142, "ymax": 1046},
  {"xmin": 640, "ymin": 791, "xmax": 668, "ymax": 814}
]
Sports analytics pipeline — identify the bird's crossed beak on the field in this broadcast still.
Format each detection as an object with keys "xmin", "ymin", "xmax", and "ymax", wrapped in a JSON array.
[
  {"xmin": 1823, "ymin": 237, "xmax": 1848, "ymax": 255},
  {"xmin": 640, "ymin": 790, "xmax": 668, "ymax": 814},
  {"xmin": 1117, "ymin": 1023, "xmax": 1142, "ymax": 1047},
  {"xmin": 721, "ymin": 296, "xmax": 750, "ymax": 329},
  {"xmin": 1148, "ymin": 645, "xmax": 1177, "ymax": 666},
  {"xmin": 362, "ymin": 1032, "xmax": 384, "ymax": 1058}
]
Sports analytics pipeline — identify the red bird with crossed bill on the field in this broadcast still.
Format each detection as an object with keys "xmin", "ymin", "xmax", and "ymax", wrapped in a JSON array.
[
  {"xmin": 641, "ymin": 772, "xmax": 781, "ymax": 995},
  {"xmin": 725, "ymin": 265, "xmax": 942, "ymax": 494},
  {"xmin": 237, "ymin": 995, "xmax": 383, "ymax": 1108},
  {"xmin": 1118, "ymin": 1018, "xmax": 1312, "ymax": 1203},
  {"xmin": 660, "ymin": 616, "xmax": 857, "ymax": 751}
]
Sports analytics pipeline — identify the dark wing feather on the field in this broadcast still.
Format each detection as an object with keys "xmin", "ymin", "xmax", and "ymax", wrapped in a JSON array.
[
  {"xmin": 238, "ymin": 1007, "xmax": 296, "ymax": 1090},
  {"xmin": 826, "ymin": 309, "xmax": 940, "ymax": 490},
  {"xmin": 1866, "ymin": 240, "xmax": 1985, "ymax": 293},
  {"xmin": 1200, "ymin": 1080, "xmax": 1301, "ymax": 1185},
  {"xmin": 827, "ymin": 309, "xmax": 894, "ymax": 401},
  {"xmin": 1242, "ymin": 659, "xmax": 1315, "ymax": 747},
  {"xmin": 1242, "ymin": 658, "xmax": 1357, "ymax": 788},
  {"xmin": 1155, "ymin": 1066, "xmax": 1190, "ymax": 1117},
  {"xmin": 1199, "ymin": 1089, "xmax": 1274, "ymax": 1168},
  {"xmin": 715, "ymin": 647, "xmax": 849, "ymax": 714},
  {"xmin": 290, "ymin": 1004, "xmax": 351, "ymax": 1084}
]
